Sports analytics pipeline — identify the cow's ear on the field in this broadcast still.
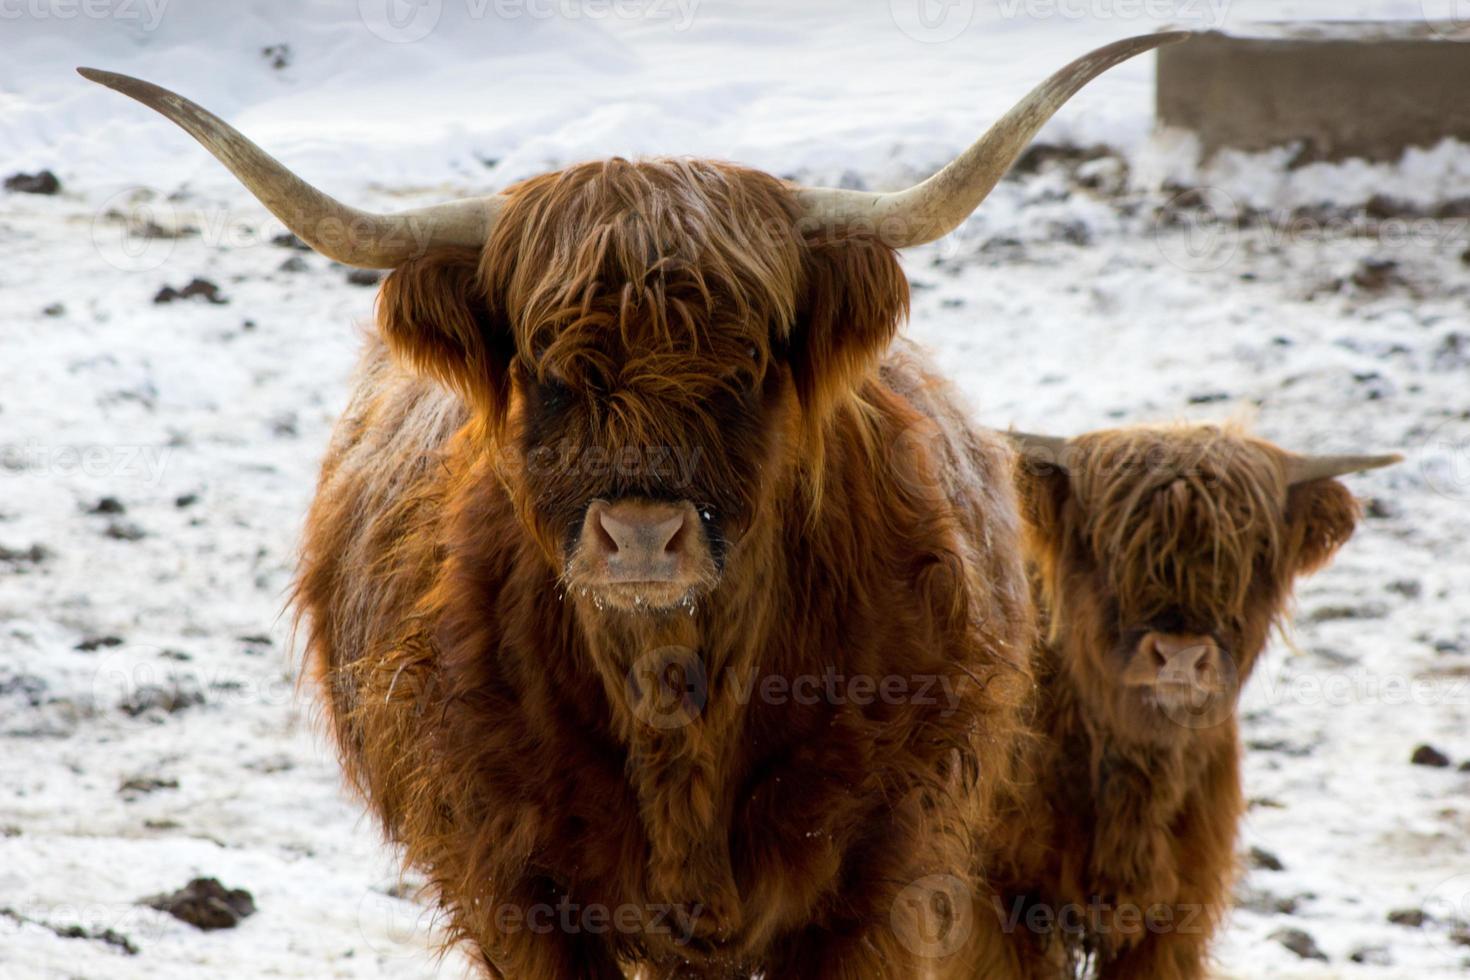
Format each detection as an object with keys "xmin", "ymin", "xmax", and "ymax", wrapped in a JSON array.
[
  {"xmin": 1283, "ymin": 477, "xmax": 1362, "ymax": 575},
  {"xmin": 376, "ymin": 247, "xmax": 513, "ymax": 417},
  {"xmin": 790, "ymin": 234, "xmax": 909, "ymax": 424}
]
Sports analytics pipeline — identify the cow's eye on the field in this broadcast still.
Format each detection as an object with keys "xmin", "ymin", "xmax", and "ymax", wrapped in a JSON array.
[
  {"xmin": 725, "ymin": 346, "xmax": 764, "ymax": 395},
  {"xmin": 722, "ymin": 369, "xmax": 760, "ymax": 399},
  {"xmin": 536, "ymin": 376, "xmax": 573, "ymax": 412}
]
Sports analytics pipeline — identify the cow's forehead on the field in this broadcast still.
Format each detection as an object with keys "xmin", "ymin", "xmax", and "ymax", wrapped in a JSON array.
[
  {"xmin": 496, "ymin": 157, "xmax": 804, "ymax": 249},
  {"xmin": 487, "ymin": 158, "xmax": 806, "ymax": 373},
  {"xmin": 1064, "ymin": 429, "xmax": 1292, "ymax": 623}
]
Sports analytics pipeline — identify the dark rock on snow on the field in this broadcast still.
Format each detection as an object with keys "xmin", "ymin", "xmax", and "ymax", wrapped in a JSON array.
[
  {"xmin": 4, "ymin": 170, "xmax": 61, "ymax": 194},
  {"xmin": 1410, "ymin": 744, "xmax": 1452, "ymax": 768},
  {"xmin": 1248, "ymin": 846, "xmax": 1285, "ymax": 872},
  {"xmin": 144, "ymin": 878, "xmax": 255, "ymax": 931},
  {"xmin": 1269, "ymin": 927, "xmax": 1328, "ymax": 962},
  {"xmin": 154, "ymin": 278, "xmax": 227, "ymax": 305},
  {"xmin": 87, "ymin": 497, "xmax": 126, "ymax": 515},
  {"xmin": 118, "ymin": 684, "xmax": 204, "ymax": 717},
  {"xmin": 271, "ymin": 232, "xmax": 310, "ymax": 251},
  {"xmin": 1388, "ymin": 907, "xmax": 1426, "ymax": 928},
  {"xmin": 74, "ymin": 635, "xmax": 124, "ymax": 652}
]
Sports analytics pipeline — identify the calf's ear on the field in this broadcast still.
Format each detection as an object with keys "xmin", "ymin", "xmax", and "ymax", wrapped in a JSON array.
[
  {"xmin": 376, "ymin": 247, "xmax": 514, "ymax": 418},
  {"xmin": 790, "ymin": 235, "xmax": 909, "ymax": 426},
  {"xmin": 1014, "ymin": 458, "xmax": 1074, "ymax": 559},
  {"xmin": 1284, "ymin": 478, "xmax": 1361, "ymax": 575}
]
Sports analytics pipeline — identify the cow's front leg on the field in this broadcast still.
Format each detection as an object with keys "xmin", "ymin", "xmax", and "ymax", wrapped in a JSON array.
[
  {"xmin": 1094, "ymin": 885, "xmax": 1223, "ymax": 980},
  {"xmin": 1097, "ymin": 924, "xmax": 1212, "ymax": 980},
  {"xmin": 766, "ymin": 880, "xmax": 1027, "ymax": 980},
  {"xmin": 472, "ymin": 878, "xmax": 627, "ymax": 980},
  {"xmin": 626, "ymin": 692, "xmax": 744, "ymax": 946},
  {"xmin": 758, "ymin": 809, "xmax": 1025, "ymax": 980}
]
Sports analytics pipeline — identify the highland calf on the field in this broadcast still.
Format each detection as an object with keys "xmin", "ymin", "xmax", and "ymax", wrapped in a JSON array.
[{"xmin": 990, "ymin": 424, "xmax": 1397, "ymax": 980}]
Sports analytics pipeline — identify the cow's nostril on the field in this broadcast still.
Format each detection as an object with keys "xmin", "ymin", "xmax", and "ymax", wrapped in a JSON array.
[
  {"xmin": 1142, "ymin": 635, "xmax": 1169, "ymax": 670},
  {"xmin": 655, "ymin": 515, "xmax": 687, "ymax": 555},
  {"xmin": 592, "ymin": 512, "xmax": 620, "ymax": 556},
  {"xmin": 584, "ymin": 502, "xmax": 628, "ymax": 557}
]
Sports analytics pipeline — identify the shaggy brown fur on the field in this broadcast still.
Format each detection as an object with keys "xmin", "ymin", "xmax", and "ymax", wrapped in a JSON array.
[
  {"xmin": 988, "ymin": 424, "xmax": 1363, "ymax": 979},
  {"xmin": 296, "ymin": 158, "xmax": 1036, "ymax": 978}
]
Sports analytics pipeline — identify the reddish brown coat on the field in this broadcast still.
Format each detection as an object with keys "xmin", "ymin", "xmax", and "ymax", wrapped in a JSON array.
[
  {"xmin": 295, "ymin": 159, "xmax": 1035, "ymax": 978},
  {"xmin": 990, "ymin": 425, "xmax": 1362, "ymax": 980}
]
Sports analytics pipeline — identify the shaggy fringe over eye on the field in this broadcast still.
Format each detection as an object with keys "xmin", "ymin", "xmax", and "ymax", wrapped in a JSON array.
[
  {"xmin": 472, "ymin": 158, "xmax": 908, "ymax": 493},
  {"xmin": 1066, "ymin": 423, "xmax": 1288, "ymax": 628},
  {"xmin": 481, "ymin": 158, "xmax": 803, "ymax": 427}
]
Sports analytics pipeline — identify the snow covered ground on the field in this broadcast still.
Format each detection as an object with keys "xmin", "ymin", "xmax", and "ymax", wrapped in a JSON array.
[{"xmin": 2, "ymin": 1, "xmax": 1468, "ymax": 977}]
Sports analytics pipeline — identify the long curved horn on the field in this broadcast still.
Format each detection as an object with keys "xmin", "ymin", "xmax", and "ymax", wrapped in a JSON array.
[
  {"xmin": 1004, "ymin": 430, "xmax": 1073, "ymax": 470},
  {"xmin": 1286, "ymin": 452, "xmax": 1402, "ymax": 485},
  {"xmin": 77, "ymin": 68, "xmax": 502, "ymax": 268},
  {"xmin": 795, "ymin": 31, "xmax": 1192, "ymax": 247}
]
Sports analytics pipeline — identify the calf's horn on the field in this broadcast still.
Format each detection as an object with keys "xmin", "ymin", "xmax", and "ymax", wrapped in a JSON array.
[
  {"xmin": 1003, "ymin": 431, "xmax": 1402, "ymax": 485},
  {"xmin": 795, "ymin": 31, "xmax": 1193, "ymax": 247},
  {"xmin": 77, "ymin": 67, "xmax": 503, "ymax": 269},
  {"xmin": 1005, "ymin": 431, "xmax": 1073, "ymax": 470}
]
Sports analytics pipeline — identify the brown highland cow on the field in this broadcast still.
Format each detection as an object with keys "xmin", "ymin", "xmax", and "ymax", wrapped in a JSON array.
[
  {"xmin": 990, "ymin": 425, "xmax": 1398, "ymax": 980},
  {"xmin": 84, "ymin": 33, "xmax": 1195, "ymax": 979}
]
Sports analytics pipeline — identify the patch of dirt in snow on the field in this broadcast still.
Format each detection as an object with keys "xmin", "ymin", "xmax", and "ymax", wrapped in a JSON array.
[{"xmin": 0, "ymin": 192, "xmax": 471, "ymax": 979}]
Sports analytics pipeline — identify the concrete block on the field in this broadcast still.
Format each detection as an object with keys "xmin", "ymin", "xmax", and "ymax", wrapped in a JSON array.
[{"xmin": 1157, "ymin": 22, "xmax": 1470, "ymax": 163}]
